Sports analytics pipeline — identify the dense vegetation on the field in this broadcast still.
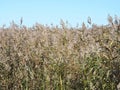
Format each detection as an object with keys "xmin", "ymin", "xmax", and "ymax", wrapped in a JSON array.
[{"xmin": 0, "ymin": 16, "xmax": 120, "ymax": 90}]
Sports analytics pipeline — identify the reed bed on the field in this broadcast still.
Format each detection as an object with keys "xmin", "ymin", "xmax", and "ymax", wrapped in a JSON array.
[{"xmin": 0, "ymin": 16, "xmax": 120, "ymax": 90}]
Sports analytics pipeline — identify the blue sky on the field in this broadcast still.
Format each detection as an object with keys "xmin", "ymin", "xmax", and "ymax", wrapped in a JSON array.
[{"xmin": 0, "ymin": 0, "xmax": 120, "ymax": 27}]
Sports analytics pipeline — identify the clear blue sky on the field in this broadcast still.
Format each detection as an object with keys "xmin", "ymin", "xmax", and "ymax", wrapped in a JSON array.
[{"xmin": 0, "ymin": 0, "xmax": 120, "ymax": 27}]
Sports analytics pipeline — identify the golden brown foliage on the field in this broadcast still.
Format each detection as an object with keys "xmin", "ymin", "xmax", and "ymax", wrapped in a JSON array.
[{"xmin": 0, "ymin": 17, "xmax": 120, "ymax": 90}]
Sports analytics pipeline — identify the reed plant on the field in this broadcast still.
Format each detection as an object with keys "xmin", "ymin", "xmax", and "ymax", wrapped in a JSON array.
[{"xmin": 0, "ymin": 16, "xmax": 120, "ymax": 90}]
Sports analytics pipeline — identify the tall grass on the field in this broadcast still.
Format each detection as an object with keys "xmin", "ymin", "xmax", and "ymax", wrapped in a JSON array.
[{"xmin": 0, "ymin": 16, "xmax": 120, "ymax": 90}]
